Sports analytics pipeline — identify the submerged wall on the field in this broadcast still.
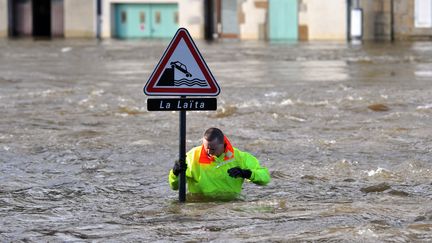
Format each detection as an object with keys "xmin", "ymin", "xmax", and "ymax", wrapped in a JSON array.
[
  {"xmin": 299, "ymin": 0, "xmax": 347, "ymax": 41},
  {"xmin": 0, "ymin": 0, "xmax": 7, "ymax": 37},
  {"xmin": 64, "ymin": 0, "xmax": 96, "ymax": 38},
  {"xmin": 240, "ymin": 0, "xmax": 268, "ymax": 40}
]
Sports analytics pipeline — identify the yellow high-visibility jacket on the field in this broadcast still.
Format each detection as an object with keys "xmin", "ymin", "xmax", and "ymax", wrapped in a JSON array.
[{"xmin": 169, "ymin": 141, "xmax": 270, "ymax": 200}]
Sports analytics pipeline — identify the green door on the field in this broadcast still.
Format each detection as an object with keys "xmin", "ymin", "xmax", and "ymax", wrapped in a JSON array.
[
  {"xmin": 269, "ymin": 0, "xmax": 298, "ymax": 40},
  {"xmin": 115, "ymin": 4, "xmax": 135, "ymax": 38},
  {"xmin": 115, "ymin": 4, "xmax": 178, "ymax": 39},
  {"xmin": 150, "ymin": 4, "xmax": 179, "ymax": 38}
]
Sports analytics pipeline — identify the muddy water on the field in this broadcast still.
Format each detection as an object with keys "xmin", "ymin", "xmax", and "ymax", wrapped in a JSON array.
[{"xmin": 1, "ymin": 39, "xmax": 431, "ymax": 242}]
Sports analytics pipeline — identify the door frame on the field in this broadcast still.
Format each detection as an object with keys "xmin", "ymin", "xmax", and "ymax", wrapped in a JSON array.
[{"xmin": 214, "ymin": 0, "xmax": 239, "ymax": 38}]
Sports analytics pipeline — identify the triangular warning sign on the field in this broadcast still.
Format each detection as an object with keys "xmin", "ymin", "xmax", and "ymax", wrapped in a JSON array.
[{"xmin": 144, "ymin": 28, "xmax": 220, "ymax": 96}]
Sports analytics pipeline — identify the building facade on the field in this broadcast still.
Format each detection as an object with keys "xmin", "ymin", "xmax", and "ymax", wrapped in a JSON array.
[
  {"xmin": 357, "ymin": 0, "xmax": 432, "ymax": 40},
  {"xmin": 210, "ymin": 0, "xmax": 347, "ymax": 41},
  {"xmin": 64, "ymin": 0, "xmax": 97, "ymax": 38},
  {"xmin": 299, "ymin": 0, "xmax": 347, "ymax": 41},
  {"xmin": 1, "ymin": 0, "xmax": 432, "ymax": 41},
  {"xmin": 0, "ymin": 0, "xmax": 96, "ymax": 38},
  {"xmin": 0, "ymin": 0, "xmax": 7, "ymax": 37}
]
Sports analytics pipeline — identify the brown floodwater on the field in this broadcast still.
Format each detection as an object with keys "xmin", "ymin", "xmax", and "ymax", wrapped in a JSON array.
[{"xmin": 0, "ymin": 38, "xmax": 431, "ymax": 242}]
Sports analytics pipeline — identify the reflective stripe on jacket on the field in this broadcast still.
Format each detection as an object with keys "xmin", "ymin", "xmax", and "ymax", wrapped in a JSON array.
[{"xmin": 169, "ymin": 144, "xmax": 270, "ymax": 200}]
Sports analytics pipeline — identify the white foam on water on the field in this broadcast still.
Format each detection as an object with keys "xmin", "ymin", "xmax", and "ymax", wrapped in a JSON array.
[
  {"xmin": 357, "ymin": 228, "xmax": 378, "ymax": 237},
  {"xmin": 302, "ymin": 100, "xmax": 330, "ymax": 106},
  {"xmin": 90, "ymin": 89, "xmax": 105, "ymax": 96},
  {"xmin": 237, "ymin": 99, "xmax": 267, "ymax": 108},
  {"xmin": 416, "ymin": 104, "xmax": 432, "ymax": 110},
  {"xmin": 415, "ymin": 71, "xmax": 432, "ymax": 77},
  {"xmin": 78, "ymin": 98, "xmax": 89, "ymax": 105},
  {"xmin": 366, "ymin": 167, "xmax": 388, "ymax": 177},
  {"xmin": 61, "ymin": 47, "xmax": 72, "ymax": 53},
  {"xmin": 287, "ymin": 115, "xmax": 306, "ymax": 122},
  {"xmin": 281, "ymin": 99, "xmax": 294, "ymax": 106},
  {"xmin": 264, "ymin": 92, "xmax": 283, "ymax": 97},
  {"xmin": 131, "ymin": 140, "xmax": 154, "ymax": 146},
  {"xmin": 346, "ymin": 96, "xmax": 358, "ymax": 101}
]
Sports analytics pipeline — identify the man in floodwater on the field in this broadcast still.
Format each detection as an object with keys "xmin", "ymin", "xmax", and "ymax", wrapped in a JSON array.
[{"xmin": 169, "ymin": 127, "xmax": 270, "ymax": 200}]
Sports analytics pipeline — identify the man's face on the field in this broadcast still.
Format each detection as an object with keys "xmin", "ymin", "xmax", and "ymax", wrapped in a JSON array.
[{"xmin": 202, "ymin": 138, "xmax": 224, "ymax": 157}]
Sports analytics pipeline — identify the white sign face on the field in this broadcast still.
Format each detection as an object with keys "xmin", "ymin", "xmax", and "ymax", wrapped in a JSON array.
[
  {"xmin": 351, "ymin": 9, "xmax": 363, "ymax": 38},
  {"xmin": 415, "ymin": 0, "xmax": 432, "ymax": 28},
  {"xmin": 144, "ymin": 28, "xmax": 220, "ymax": 96},
  {"xmin": 156, "ymin": 38, "xmax": 209, "ymax": 89}
]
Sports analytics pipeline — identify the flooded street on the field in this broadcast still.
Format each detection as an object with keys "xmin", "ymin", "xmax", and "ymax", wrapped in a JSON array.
[{"xmin": 1, "ymin": 38, "xmax": 432, "ymax": 242}]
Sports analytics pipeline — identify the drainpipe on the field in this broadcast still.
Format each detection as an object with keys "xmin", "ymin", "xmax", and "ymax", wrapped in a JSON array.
[
  {"xmin": 390, "ymin": 0, "xmax": 394, "ymax": 42},
  {"xmin": 7, "ymin": 0, "xmax": 13, "ymax": 37},
  {"xmin": 204, "ymin": 0, "xmax": 214, "ymax": 41},
  {"xmin": 347, "ymin": 0, "xmax": 352, "ymax": 41},
  {"xmin": 354, "ymin": 0, "xmax": 360, "ymax": 8},
  {"xmin": 96, "ymin": 0, "xmax": 102, "ymax": 39}
]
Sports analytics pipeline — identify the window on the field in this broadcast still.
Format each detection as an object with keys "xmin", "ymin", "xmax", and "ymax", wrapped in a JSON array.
[
  {"xmin": 155, "ymin": 11, "xmax": 161, "ymax": 24},
  {"xmin": 140, "ymin": 12, "xmax": 145, "ymax": 23},
  {"xmin": 415, "ymin": 0, "xmax": 432, "ymax": 28},
  {"xmin": 174, "ymin": 11, "xmax": 179, "ymax": 24},
  {"xmin": 121, "ymin": 11, "xmax": 127, "ymax": 23}
]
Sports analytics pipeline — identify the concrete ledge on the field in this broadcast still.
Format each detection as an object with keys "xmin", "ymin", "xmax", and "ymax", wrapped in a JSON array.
[
  {"xmin": 65, "ymin": 30, "xmax": 95, "ymax": 38},
  {"xmin": 396, "ymin": 34, "xmax": 432, "ymax": 41}
]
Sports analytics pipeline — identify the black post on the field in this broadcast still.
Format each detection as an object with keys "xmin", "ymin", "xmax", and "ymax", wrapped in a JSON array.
[
  {"xmin": 7, "ymin": 0, "xmax": 13, "ymax": 37},
  {"xmin": 204, "ymin": 0, "xmax": 214, "ymax": 41},
  {"xmin": 96, "ymin": 0, "xmax": 102, "ymax": 40},
  {"xmin": 179, "ymin": 97, "xmax": 187, "ymax": 202},
  {"xmin": 347, "ymin": 0, "xmax": 352, "ymax": 42},
  {"xmin": 390, "ymin": 0, "xmax": 394, "ymax": 42}
]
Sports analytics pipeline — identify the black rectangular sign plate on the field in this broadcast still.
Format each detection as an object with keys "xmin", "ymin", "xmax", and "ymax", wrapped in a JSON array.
[{"xmin": 147, "ymin": 98, "xmax": 217, "ymax": 111}]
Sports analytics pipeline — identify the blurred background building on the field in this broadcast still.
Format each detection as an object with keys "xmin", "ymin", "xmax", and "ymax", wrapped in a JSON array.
[
  {"xmin": 0, "ymin": 0, "xmax": 96, "ymax": 38},
  {"xmin": 1, "ymin": 0, "xmax": 432, "ymax": 41}
]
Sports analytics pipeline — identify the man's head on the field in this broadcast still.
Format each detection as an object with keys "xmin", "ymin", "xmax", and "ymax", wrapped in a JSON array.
[{"xmin": 203, "ymin": 127, "xmax": 225, "ymax": 157}]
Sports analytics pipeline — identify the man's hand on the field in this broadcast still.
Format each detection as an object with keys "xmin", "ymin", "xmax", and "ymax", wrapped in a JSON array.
[
  {"xmin": 172, "ymin": 160, "xmax": 186, "ymax": 176},
  {"xmin": 227, "ymin": 167, "xmax": 252, "ymax": 179}
]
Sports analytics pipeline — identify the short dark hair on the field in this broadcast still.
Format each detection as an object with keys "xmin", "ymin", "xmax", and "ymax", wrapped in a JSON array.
[{"xmin": 203, "ymin": 127, "xmax": 224, "ymax": 144}]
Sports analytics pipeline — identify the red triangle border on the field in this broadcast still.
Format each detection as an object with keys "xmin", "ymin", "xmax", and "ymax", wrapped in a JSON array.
[{"xmin": 144, "ymin": 28, "xmax": 220, "ymax": 96}]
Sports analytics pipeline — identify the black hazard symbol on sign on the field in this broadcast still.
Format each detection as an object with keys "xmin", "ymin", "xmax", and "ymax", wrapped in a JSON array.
[{"xmin": 156, "ymin": 61, "xmax": 208, "ymax": 88}]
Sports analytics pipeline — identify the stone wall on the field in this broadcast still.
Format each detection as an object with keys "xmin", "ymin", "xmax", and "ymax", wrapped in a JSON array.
[
  {"xmin": 240, "ymin": 0, "xmax": 268, "ymax": 40},
  {"xmin": 64, "ymin": 0, "xmax": 96, "ymax": 38},
  {"xmin": 360, "ymin": 0, "xmax": 432, "ymax": 40},
  {"xmin": 394, "ymin": 0, "xmax": 432, "ymax": 40},
  {"xmin": 300, "ymin": 0, "xmax": 347, "ymax": 41},
  {"xmin": 0, "ymin": 0, "xmax": 7, "ymax": 37},
  {"xmin": 179, "ymin": 0, "xmax": 203, "ymax": 39}
]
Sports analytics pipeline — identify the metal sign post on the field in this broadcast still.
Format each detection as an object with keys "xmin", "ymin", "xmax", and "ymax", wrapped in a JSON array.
[
  {"xmin": 143, "ymin": 28, "xmax": 220, "ymax": 202},
  {"xmin": 179, "ymin": 102, "xmax": 187, "ymax": 202}
]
